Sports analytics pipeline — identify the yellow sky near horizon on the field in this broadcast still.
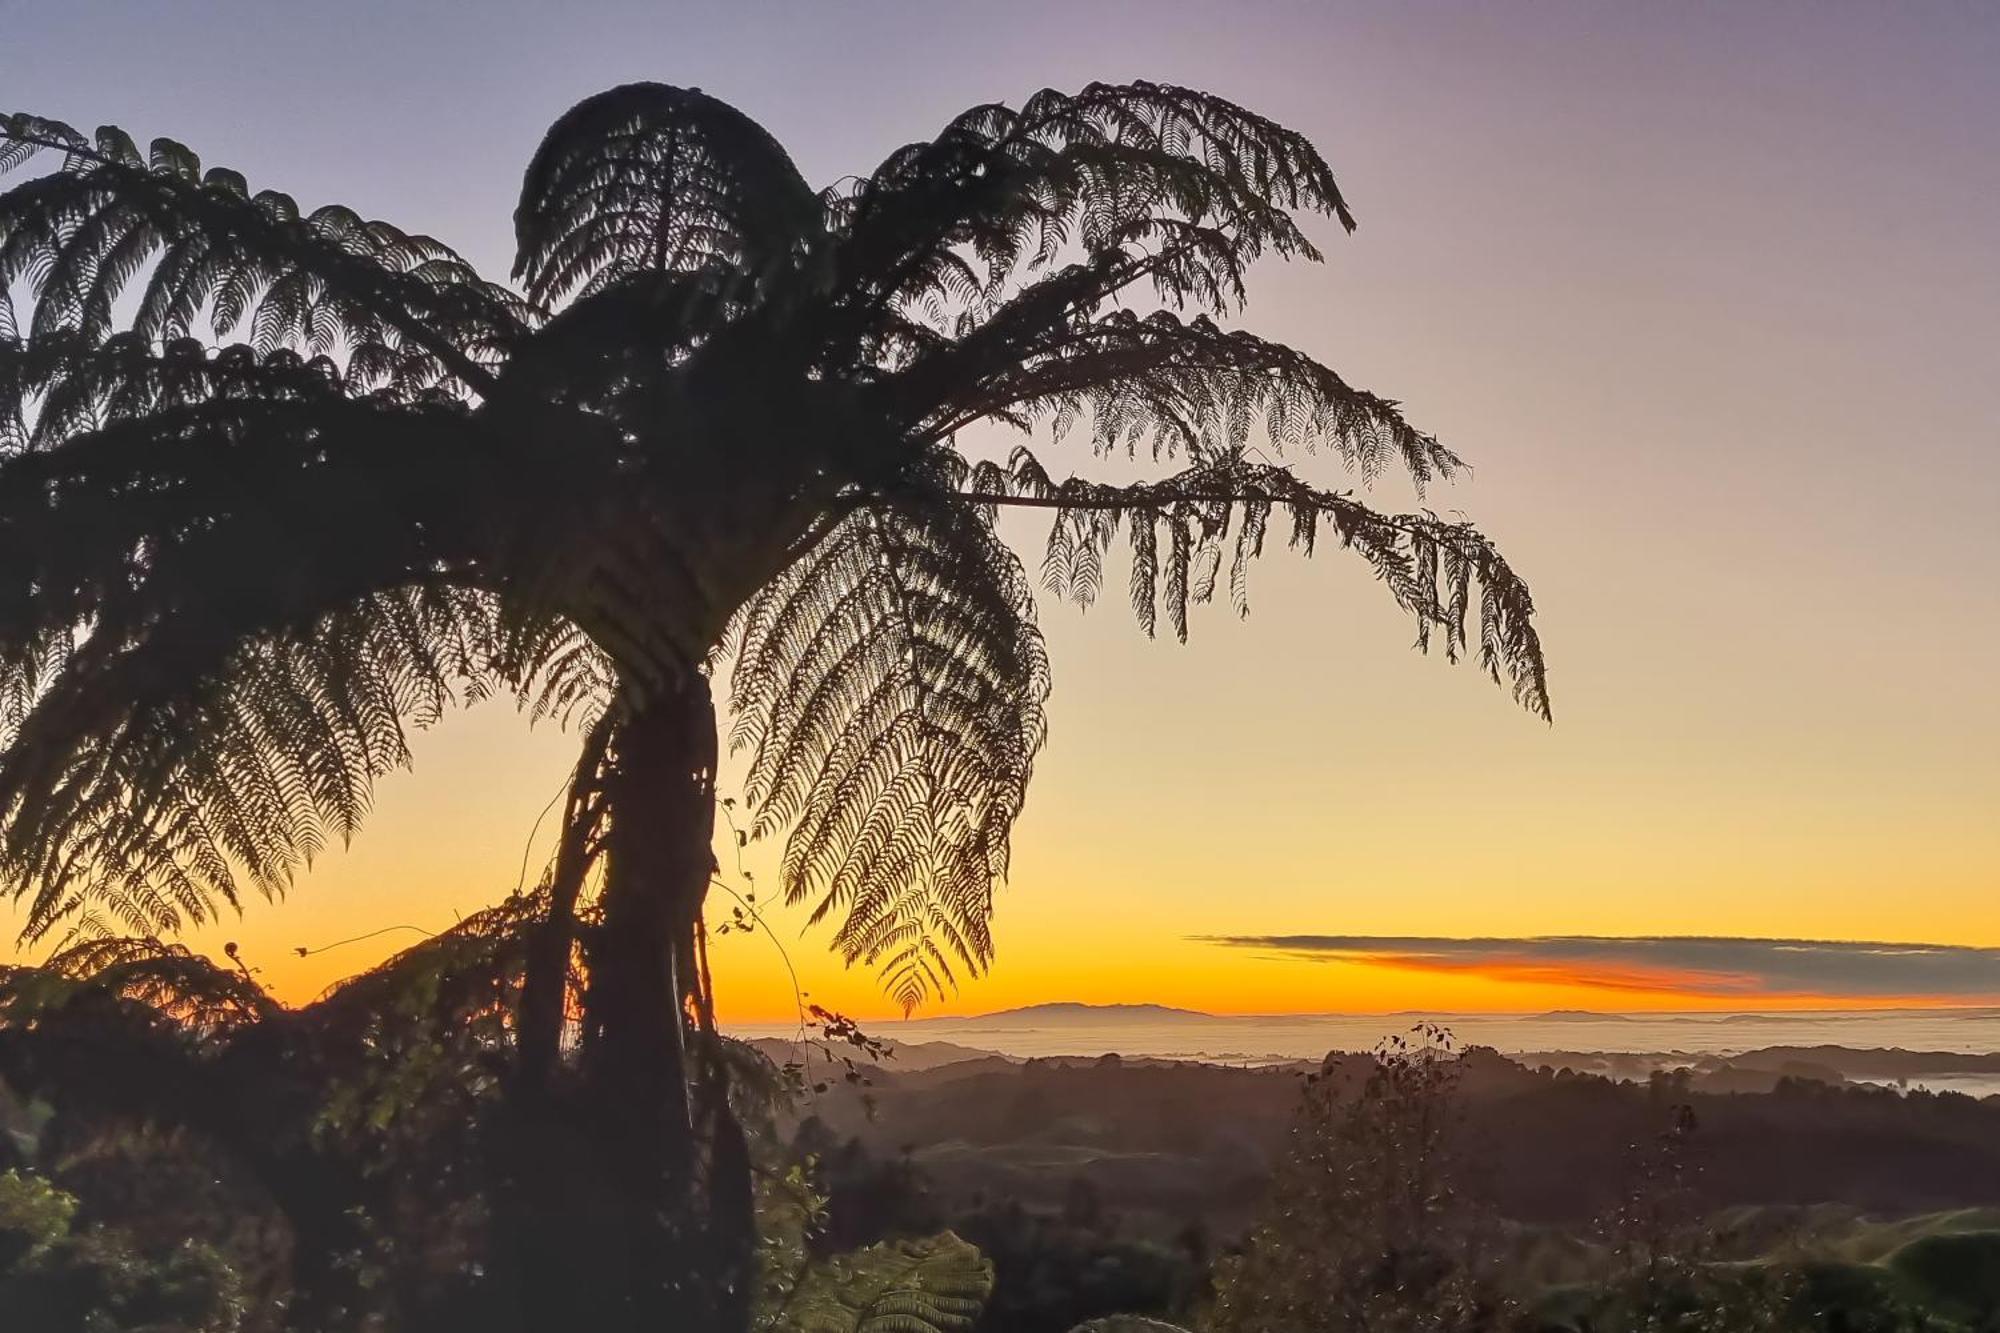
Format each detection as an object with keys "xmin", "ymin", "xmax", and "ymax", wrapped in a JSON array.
[{"xmin": 3, "ymin": 3, "xmax": 1997, "ymax": 1024}]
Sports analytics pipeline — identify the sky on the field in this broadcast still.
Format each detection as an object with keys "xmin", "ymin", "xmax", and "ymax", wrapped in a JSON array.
[{"xmin": 3, "ymin": 1, "xmax": 1997, "ymax": 1022}]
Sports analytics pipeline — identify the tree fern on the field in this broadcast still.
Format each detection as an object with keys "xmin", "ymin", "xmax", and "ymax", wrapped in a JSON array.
[
  {"xmin": 3, "ymin": 84, "xmax": 1550, "ymax": 1327},
  {"xmin": 3, "ymin": 84, "xmax": 1547, "ymax": 1006}
]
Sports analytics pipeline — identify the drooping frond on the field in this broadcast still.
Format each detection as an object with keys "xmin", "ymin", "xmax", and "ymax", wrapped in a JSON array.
[
  {"xmin": 973, "ymin": 448, "xmax": 1550, "ymax": 719},
  {"xmin": 488, "ymin": 609, "xmax": 618, "ymax": 730},
  {"xmin": 728, "ymin": 468, "xmax": 1050, "ymax": 1012},
  {"xmin": 0, "ymin": 397, "xmax": 520, "ymax": 939},
  {"xmin": 828, "ymin": 80, "xmax": 1350, "ymax": 348},
  {"xmin": 513, "ymin": 83, "xmax": 823, "ymax": 307},
  {"xmin": 0, "ymin": 330, "xmax": 357, "ymax": 455},
  {"xmin": 0, "ymin": 934, "xmax": 277, "ymax": 1031},
  {"xmin": 0, "ymin": 397, "xmax": 499, "ymax": 714},
  {"xmin": 0, "ymin": 114, "xmax": 528, "ymax": 398},
  {"xmin": 1, "ymin": 585, "xmax": 505, "ymax": 942},
  {"xmin": 306, "ymin": 890, "xmax": 545, "ymax": 1042},
  {"xmin": 906, "ymin": 307, "xmax": 1463, "ymax": 488}
]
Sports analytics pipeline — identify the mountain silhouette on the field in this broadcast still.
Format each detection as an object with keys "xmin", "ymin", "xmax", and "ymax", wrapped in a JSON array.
[{"xmin": 905, "ymin": 1002, "xmax": 1217, "ymax": 1027}]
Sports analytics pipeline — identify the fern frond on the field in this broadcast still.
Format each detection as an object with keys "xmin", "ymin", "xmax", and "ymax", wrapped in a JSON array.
[
  {"xmin": 0, "ymin": 398, "xmax": 521, "ymax": 939},
  {"xmin": 729, "ymin": 466, "xmax": 1049, "ymax": 1011},
  {"xmin": 0, "ymin": 113, "xmax": 529, "ymax": 397},
  {"xmin": 908, "ymin": 307, "xmax": 1462, "ymax": 489},
  {"xmin": 0, "ymin": 331, "xmax": 363, "ymax": 455},
  {"xmin": 976, "ymin": 449, "xmax": 1550, "ymax": 718},
  {"xmin": 306, "ymin": 888, "xmax": 545, "ymax": 1031},
  {"xmin": 513, "ymin": 83, "xmax": 823, "ymax": 306},
  {"xmin": 22, "ymin": 934, "xmax": 278, "ymax": 1030},
  {"xmin": 760, "ymin": 1231, "xmax": 993, "ymax": 1333},
  {"xmin": 829, "ymin": 80, "xmax": 1349, "ymax": 350}
]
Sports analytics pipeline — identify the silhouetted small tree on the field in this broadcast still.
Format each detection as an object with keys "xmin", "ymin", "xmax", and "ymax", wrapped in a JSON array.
[
  {"xmin": 1202, "ymin": 1026, "xmax": 1513, "ymax": 1333},
  {"xmin": 1557, "ymin": 1089, "xmax": 1798, "ymax": 1333}
]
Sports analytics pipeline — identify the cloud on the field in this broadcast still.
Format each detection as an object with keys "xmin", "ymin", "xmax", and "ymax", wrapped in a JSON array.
[{"xmin": 1199, "ymin": 935, "xmax": 2000, "ymax": 1001}]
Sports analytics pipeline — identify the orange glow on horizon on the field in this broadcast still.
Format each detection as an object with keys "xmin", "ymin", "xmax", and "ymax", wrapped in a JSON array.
[
  {"xmin": 13, "ymin": 879, "xmax": 1993, "ymax": 1027},
  {"xmin": 1290, "ymin": 951, "xmax": 1770, "ymax": 996},
  {"xmin": 1248, "ymin": 953, "xmax": 2000, "ymax": 1010},
  {"xmin": 699, "ymin": 928, "xmax": 2000, "ymax": 1027}
]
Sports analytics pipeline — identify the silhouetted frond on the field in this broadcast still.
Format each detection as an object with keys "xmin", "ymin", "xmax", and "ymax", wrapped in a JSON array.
[
  {"xmin": 2, "ymin": 934, "xmax": 278, "ymax": 1030},
  {"xmin": 0, "ymin": 956, "xmax": 220, "ymax": 1146},
  {"xmin": 0, "ymin": 331, "xmax": 358, "ymax": 455},
  {"xmin": 0, "ymin": 588, "xmax": 505, "ymax": 942},
  {"xmin": 829, "ymin": 81, "xmax": 1350, "ymax": 347},
  {"xmin": 311, "ymin": 889, "xmax": 543, "ymax": 1017},
  {"xmin": 0, "ymin": 113, "xmax": 528, "ymax": 398},
  {"xmin": 513, "ymin": 83, "xmax": 823, "ymax": 306},
  {"xmin": 729, "ymin": 463, "xmax": 1049, "ymax": 1012},
  {"xmin": 905, "ymin": 308, "xmax": 1462, "ymax": 489},
  {"xmin": 975, "ymin": 448, "xmax": 1549, "ymax": 719},
  {"xmin": 0, "ymin": 395, "xmax": 524, "ymax": 940}
]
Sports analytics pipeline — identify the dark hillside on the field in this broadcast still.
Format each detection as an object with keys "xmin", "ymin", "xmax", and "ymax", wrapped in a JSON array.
[{"xmin": 794, "ymin": 1048, "xmax": 2000, "ymax": 1235}]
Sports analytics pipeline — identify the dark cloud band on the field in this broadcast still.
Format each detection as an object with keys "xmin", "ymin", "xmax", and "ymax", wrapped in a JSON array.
[{"xmin": 1199, "ymin": 935, "xmax": 2000, "ymax": 1000}]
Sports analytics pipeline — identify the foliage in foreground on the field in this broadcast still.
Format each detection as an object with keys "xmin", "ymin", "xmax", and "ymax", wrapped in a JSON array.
[
  {"xmin": 0, "ymin": 1169, "xmax": 243, "ymax": 1332},
  {"xmin": 5, "ymin": 950, "xmax": 1998, "ymax": 1333},
  {"xmin": 755, "ymin": 1153, "xmax": 993, "ymax": 1333},
  {"xmin": 1193, "ymin": 1030, "xmax": 1986, "ymax": 1333},
  {"xmin": 0, "ymin": 923, "xmax": 997, "ymax": 1333}
]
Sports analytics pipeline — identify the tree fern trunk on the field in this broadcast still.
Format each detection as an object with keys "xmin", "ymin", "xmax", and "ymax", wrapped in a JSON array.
[
  {"xmin": 555, "ymin": 672, "xmax": 751, "ymax": 1333},
  {"xmin": 516, "ymin": 710, "xmax": 612, "ymax": 1091},
  {"xmin": 499, "ymin": 710, "xmax": 608, "ymax": 1333}
]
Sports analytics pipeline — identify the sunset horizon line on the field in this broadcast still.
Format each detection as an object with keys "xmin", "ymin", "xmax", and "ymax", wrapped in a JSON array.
[{"xmin": 720, "ymin": 994, "xmax": 2000, "ymax": 1028}]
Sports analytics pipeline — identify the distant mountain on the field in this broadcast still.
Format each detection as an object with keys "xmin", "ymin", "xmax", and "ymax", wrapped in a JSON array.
[
  {"xmin": 1511, "ymin": 1044, "xmax": 2000, "ymax": 1094},
  {"xmin": 1531, "ymin": 1010, "xmax": 1634, "ymax": 1022},
  {"xmin": 907, "ymin": 1001, "xmax": 1216, "ymax": 1028},
  {"xmin": 744, "ymin": 1036, "xmax": 1006, "ymax": 1072},
  {"xmin": 1731, "ymin": 1045, "xmax": 2000, "ymax": 1078}
]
